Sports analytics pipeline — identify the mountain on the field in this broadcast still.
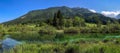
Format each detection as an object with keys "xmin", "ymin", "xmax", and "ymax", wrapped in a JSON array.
[
  {"xmin": 3, "ymin": 6, "xmax": 116, "ymax": 25},
  {"xmin": 116, "ymin": 14, "xmax": 120, "ymax": 19}
]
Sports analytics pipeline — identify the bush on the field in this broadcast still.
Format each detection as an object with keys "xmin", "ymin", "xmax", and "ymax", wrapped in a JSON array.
[
  {"xmin": 39, "ymin": 26, "xmax": 56, "ymax": 35},
  {"xmin": 55, "ymin": 33, "xmax": 64, "ymax": 39},
  {"xmin": 64, "ymin": 27, "xmax": 80, "ymax": 34},
  {"xmin": 80, "ymin": 27, "xmax": 91, "ymax": 33}
]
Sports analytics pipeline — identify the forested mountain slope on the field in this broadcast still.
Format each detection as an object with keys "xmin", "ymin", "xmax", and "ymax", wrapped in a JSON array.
[{"xmin": 3, "ymin": 6, "xmax": 117, "ymax": 25}]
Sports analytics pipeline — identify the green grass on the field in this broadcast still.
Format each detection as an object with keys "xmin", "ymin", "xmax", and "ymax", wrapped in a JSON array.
[{"xmin": 3, "ymin": 40, "xmax": 120, "ymax": 53}]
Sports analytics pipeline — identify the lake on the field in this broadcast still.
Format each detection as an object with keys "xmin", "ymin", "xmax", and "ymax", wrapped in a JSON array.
[{"xmin": 1, "ymin": 33, "xmax": 120, "ymax": 53}]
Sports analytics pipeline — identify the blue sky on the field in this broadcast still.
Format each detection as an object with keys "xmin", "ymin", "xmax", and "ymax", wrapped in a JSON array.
[{"xmin": 0, "ymin": 0, "xmax": 120, "ymax": 23}]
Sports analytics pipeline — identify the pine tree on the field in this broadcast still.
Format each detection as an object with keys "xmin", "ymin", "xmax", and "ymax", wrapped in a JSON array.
[
  {"xmin": 53, "ymin": 13, "xmax": 57, "ymax": 26},
  {"xmin": 57, "ymin": 10, "xmax": 64, "ymax": 29},
  {"xmin": 53, "ymin": 10, "xmax": 64, "ymax": 29}
]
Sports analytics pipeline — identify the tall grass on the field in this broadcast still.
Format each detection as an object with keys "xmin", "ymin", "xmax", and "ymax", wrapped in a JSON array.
[{"xmin": 3, "ymin": 41, "xmax": 120, "ymax": 53}]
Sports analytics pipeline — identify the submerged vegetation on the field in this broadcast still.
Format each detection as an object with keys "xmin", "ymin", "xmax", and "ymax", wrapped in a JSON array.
[
  {"xmin": 2, "ymin": 34, "xmax": 120, "ymax": 53},
  {"xmin": 1, "ymin": 22, "xmax": 120, "ymax": 53}
]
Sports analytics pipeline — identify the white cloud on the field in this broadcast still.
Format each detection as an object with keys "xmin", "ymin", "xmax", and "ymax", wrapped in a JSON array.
[
  {"xmin": 89, "ymin": 9, "xmax": 96, "ymax": 13},
  {"xmin": 101, "ymin": 11, "xmax": 120, "ymax": 18}
]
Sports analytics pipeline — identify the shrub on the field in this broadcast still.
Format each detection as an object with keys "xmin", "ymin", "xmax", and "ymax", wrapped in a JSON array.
[
  {"xmin": 55, "ymin": 33, "xmax": 64, "ymax": 39},
  {"xmin": 80, "ymin": 27, "xmax": 91, "ymax": 33},
  {"xmin": 39, "ymin": 26, "xmax": 56, "ymax": 35},
  {"xmin": 64, "ymin": 27, "xmax": 80, "ymax": 34}
]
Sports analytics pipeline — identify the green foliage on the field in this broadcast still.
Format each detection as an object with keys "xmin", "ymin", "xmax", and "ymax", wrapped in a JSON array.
[
  {"xmin": 3, "ymin": 6, "xmax": 116, "ymax": 26},
  {"xmin": 10, "ymin": 32, "xmax": 40, "ymax": 41},
  {"xmin": 65, "ymin": 18, "xmax": 73, "ymax": 27},
  {"xmin": 73, "ymin": 16, "xmax": 85, "ymax": 27},
  {"xmin": 39, "ymin": 26, "xmax": 56, "ymax": 35},
  {"xmin": 53, "ymin": 10, "xmax": 64, "ymax": 29},
  {"xmin": 64, "ymin": 27, "xmax": 80, "ymax": 34},
  {"xmin": 5, "ymin": 40, "xmax": 120, "ymax": 53},
  {"xmin": 2, "ymin": 6, "xmax": 120, "ymax": 53}
]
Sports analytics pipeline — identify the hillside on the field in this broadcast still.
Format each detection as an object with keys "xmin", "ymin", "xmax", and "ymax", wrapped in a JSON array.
[
  {"xmin": 3, "ymin": 6, "xmax": 117, "ymax": 25},
  {"xmin": 1, "ymin": 7, "xmax": 120, "ymax": 53},
  {"xmin": 116, "ymin": 14, "xmax": 120, "ymax": 19}
]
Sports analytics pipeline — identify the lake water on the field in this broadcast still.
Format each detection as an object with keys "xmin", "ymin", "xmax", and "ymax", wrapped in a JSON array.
[
  {"xmin": 0, "ymin": 34, "xmax": 120, "ymax": 53},
  {"xmin": 0, "ymin": 37, "xmax": 21, "ymax": 53}
]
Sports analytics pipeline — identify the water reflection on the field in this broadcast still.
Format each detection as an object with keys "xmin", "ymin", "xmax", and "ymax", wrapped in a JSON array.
[
  {"xmin": 0, "ymin": 35, "xmax": 21, "ymax": 53},
  {"xmin": 2, "ymin": 38, "xmax": 21, "ymax": 49}
]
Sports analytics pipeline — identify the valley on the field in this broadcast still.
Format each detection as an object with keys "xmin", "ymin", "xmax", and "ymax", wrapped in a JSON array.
[{"xmin": 1, "ymin": 6, "xmax": 120, "ymax": 53}]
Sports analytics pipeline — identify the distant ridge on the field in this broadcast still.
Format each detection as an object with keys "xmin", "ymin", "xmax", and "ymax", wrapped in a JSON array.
[{"xmin": 3, "ymin": 6, "xmax": 116, "ymax": 25}]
